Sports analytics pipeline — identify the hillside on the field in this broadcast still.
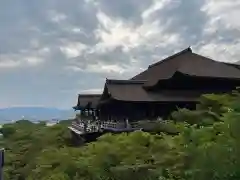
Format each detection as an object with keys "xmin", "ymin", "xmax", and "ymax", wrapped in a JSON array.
[
  {"xmin": 0, "ymin": 107, "xmax": 75, "ymax": 122},
  {"xmin": 1, "ymin": 92, "xmax": 240, "ymax": 179}
]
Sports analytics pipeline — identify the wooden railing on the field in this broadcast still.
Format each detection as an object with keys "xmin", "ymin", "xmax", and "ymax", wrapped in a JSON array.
[
  {"xmin": 101, "ymin": 121, "xmax": 125, "ymax": 129},
  {"xmin": 72, "ymin": 122, "xmax": 83, "ymax": 130},
  {"xmin": 70, "ymin": 119, "xmax": 161, "ymax": 134},
  {"xmin": 71, "ymin": 121, "xmax": 99, "ymax": 133},
  {"xmin": 130, "ymin": 121, "xmax": 141, "ymax": 128}
]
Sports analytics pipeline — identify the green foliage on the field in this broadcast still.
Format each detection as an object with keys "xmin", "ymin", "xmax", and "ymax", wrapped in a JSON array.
[
  {"xmin": 197, "ymin": 93, "xmax": 234, "ymax": 114},
  {"xmin": 0, "ymin": 125, "xmax": 15, "ymax": 138},
  {"xmin": 171, "ymin": 108, "xmax": 220, "ymax": 126},
  {"xmin": 170, "ymin": 93, "xmax": 235, "ymax": 126},
  {"xmin": 3, "ymin": 92, "xmax": 240, "ymax": 179},
  {"xmin": 177, "ymin": 111, "xmax": 240, "ymax": 180},
  {"xmin": 136, "ymin": 120, "xmax": 180, "ymax": 135},
  {"xmin": 1, "ymin": 120, "xmax": 72, "ymax": 180}
]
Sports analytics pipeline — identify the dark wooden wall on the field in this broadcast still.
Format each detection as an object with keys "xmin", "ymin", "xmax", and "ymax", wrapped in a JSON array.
[
  {"xmin": 151, "ymin": 72, "xmax": 240, "ymax": 92},
  {"xmin": 98, "ymin": 101, "xmax": 196, "ymax": 121}
]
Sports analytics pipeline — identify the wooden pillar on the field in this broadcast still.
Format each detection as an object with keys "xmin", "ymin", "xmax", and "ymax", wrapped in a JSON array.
[
  {"xmin": 82, "ymin": 109, "xmax": 87, "ymax": 132},
  {"xmin": 78, "ymin": 110, "xmax": 82, "ymax": 123},
  {"xmin": 145, "ymin": 103, "xmax": 149, "ymax": 119},
  {"xmin": 92, "ymin": 109, "xmax": 94, "ymax": 121},
  {"xmin": 125, "ymin": 118, "xmax": 130, "ymax": 128}
]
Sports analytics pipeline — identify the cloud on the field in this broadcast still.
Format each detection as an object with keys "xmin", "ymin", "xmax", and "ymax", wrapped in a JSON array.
[
  {"xmin": 94, "ymin": 0, "xmax": 154, "ymax": 25},
  {"xmin": 79, "ymin": 88, "xmax": 103, "ymax": 94},
  {"xmin": 0, "ymin": 60, "xmax": 21, "ymax": 68},
  {"xmin": 94, "ymin": 11, "xmax": 180, "ymax": 53},
  {"xmin": 60, "ymin": 42, "xmax": 87, "ymax": 58},
  {"xmin": 0, "ymin": 0, "xmax": 240, "ymax": 109},
  {"xmin": 193, "ymin": 0, "xmax": 240, "ymax": 63}
]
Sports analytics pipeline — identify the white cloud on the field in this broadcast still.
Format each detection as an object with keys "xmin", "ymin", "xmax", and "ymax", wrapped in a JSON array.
[
  {"xmin": 0, "ymin": 59, "xmax": 21, "ymax": 68},
  {"xmin": 203, "ymin": 0, "xmax": 240, "ymax": 33},
  {"xmin": 25, "ymin": 57, "xmax": 44, "ymax": 66},
  {"xmin": 39, "ymin": 47, "xmax": 50, "ymax": 54},
  {"xmin": 79, "ymin": 88, "xmax": 103, "ymax": 94},
  {"xmin": 94, "ymin": 10, "xmax": 180, "ymax": 54},
  {"xmin": 142, "ymin": 0, "xmax": 170, "ymax": 19},
  {"xmin": 0, "ymin": 53, "xmax": 45, "ymax": 69},
  {"xmin": 60, "ymin": 42, "xmax": 87, "ymax": 58},
  {"xmin": 65, "ymin": 66, "xmax": 82, "ymax": 72},
  {"xmin": 197, "ymin": 41, "xmax": 240, "ymax": 63},
  {"xmin": 48, "ymin": 10, "xmax": 67, "ymax": 23},
  {"xmin": 72, "ymin": 28, "xmax": 83, "ymax": 33},
  {"xmin": 66, "ymin": 63, "xmax": 126, "ymax": 74},
  {"xmin": 87, "ymin": 64, "xmax": 126, "ymax": 74},
  {"xmin": 94, "ymin": 11, "xmax": 140, "ymax": 52},
  {"xmin": 196, "ymin": 0, "xmax": 240, "ymax": 63}
]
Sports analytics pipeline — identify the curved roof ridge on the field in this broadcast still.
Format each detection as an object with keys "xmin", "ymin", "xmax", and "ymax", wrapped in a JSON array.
[
  {"xmin": 148, "ymin": 47, "xmax": 192, "ymax": 68},
  {"xmin": 106, "ymin": 79, "xmax": 147, "ymax": 84},
  {"xmin": 78, "ymin": 94, "xmax": 102, "ymax": 97},
  {"xmin": 130, "ymin": 47, "xmax": 192, "ymax": 81}
]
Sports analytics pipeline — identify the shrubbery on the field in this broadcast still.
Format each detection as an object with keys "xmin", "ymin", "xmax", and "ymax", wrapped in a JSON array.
[{"xmin": 1, "ymin": 91, "xmax": 240, "ymax": 179}]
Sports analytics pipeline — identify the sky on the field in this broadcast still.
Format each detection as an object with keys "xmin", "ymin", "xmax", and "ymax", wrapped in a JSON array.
[{"xmin": 0, "ymin": 0, "xmax": 240, "ymax": 109}]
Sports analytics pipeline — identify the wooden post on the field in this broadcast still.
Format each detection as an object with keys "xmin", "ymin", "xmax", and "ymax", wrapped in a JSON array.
[
  {"xmin": 78, "ymin": 110, "xmax": 82, "ymax": 123},
  {"xmin": 125, "ymin": 118, "xmax": 130, "ymax": 128},
  {"xmin": 0, "ymin": 148, "xmax": 4, "ymax": 180},
  {"xmin": 83, "ymin": 109, "xmax": 87, "ymax": 132}
]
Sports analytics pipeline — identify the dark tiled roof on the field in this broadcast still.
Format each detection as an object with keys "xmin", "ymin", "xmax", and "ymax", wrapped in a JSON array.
[
  {"xmin": 223, "ymin": 62, "xmax": 240, "ymax": 70},
  {"xmin": 104, "ymin": 79, "xmax": 199, "ymax": 102},
  {"xmin": 131, "ymin": 47, "xmax": 192, "ymax": 81},
  {"xmin": 131, "ymin": 47, "xmax": 240, "ymax": 86},
  {"xmin": 178, "ymin": 53, "xmax": 240, "ymax": 78},
  {"xmin": 148, "ymin": 47, "xmax": 192, "ymax": 68},
  {"xmin": 105, "ymin": 79, "xmax": 147, "ymax": 102},
  {"xmin": 74, "ymin": 94, "xmax": 101, "ymax": 110}
]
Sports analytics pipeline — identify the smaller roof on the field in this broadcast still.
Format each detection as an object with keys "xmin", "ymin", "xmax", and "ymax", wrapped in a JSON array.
[
  {"xmin": 74, "ymin": 94, "xmax": 101, "ymax": 110},
  {"xmin": 105, "ymin": 79, "xmax": 147, "ymax": 102},
  {"xmin": 103, "ymin": 79, "xmax": 200, "ymax": 102}
]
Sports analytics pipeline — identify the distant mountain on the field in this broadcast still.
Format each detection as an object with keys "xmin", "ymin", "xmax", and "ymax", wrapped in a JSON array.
[{"xmin": 0, "ymin": 107, "xmax": 76, "ymax": 123}]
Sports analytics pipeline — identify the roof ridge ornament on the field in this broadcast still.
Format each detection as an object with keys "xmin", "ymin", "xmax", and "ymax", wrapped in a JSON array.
[{"xmin": 187, "ymin": 46, "xmax": 192, "ymax": 52}]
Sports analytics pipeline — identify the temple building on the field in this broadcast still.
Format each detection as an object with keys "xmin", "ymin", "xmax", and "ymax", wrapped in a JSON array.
[{"xmin": 69, "ymin": 47, "xmax": 240, "ymax": 135}]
